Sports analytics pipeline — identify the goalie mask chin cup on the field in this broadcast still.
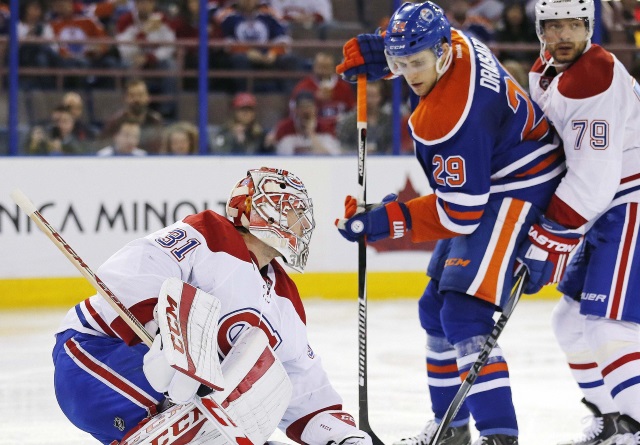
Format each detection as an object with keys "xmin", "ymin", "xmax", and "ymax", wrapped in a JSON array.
[{"xmin": 226, "ymin": 167, "xmax": 315, "ymax": 273}]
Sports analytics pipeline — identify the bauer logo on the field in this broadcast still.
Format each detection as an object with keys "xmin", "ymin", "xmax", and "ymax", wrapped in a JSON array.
[{"xmin": 581, "ymin": 292, "xmax": 607, "ymax": 302}]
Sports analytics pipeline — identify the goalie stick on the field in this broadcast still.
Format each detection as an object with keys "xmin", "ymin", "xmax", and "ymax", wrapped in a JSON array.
[
  {"xmin": 356, "ymin": 75, "xmax": 384, "ymax": 445},
  {"xmin": 428, "ymin": 268, "xmax": 529, "ymax": 445},
  {"xmin": 10, "ymin": 188, "xmax": 253, "ymax": 445}
]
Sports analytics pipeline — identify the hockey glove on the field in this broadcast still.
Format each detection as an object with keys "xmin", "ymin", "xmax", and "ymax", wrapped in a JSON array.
[
  {"xmin": 516, "ymin": 215, "xmax": 582, "ymax": 294},
  {"xmin": 301, "ymin": 410, "xmax": 373, "ymax": 445},
  {"xmin": 335, "ymin": 193, "xmax": 411, "ymax": 242},
  {"xmin": 336, "ymin": 33, "xmax": 391, "ymax": 83}
]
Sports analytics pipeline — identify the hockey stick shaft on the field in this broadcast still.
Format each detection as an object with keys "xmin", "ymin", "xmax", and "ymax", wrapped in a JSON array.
[
  {"xmin": 10, "ymin": 188, "xmax": 252, "ymax": 445},
  {"xmin": 356, "ymin": 75, "xmax": 384, "ymax": 445},
  {"xmin": 428, "ymin": 268, "xmax": 528, "ymax": 445},
  {"xmin": 11, "ymin": 189, "xmax": 154, "ymax": 345}
]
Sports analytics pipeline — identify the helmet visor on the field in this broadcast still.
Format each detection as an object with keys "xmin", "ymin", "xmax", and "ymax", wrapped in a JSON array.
[{"xmin": 384, "ymin": 48, "xmax": 438, "ymax": 76}]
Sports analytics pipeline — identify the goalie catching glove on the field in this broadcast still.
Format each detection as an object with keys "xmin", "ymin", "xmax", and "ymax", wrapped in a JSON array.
[
  {"xmin": 516, "ymin": 215, "xmax": 582, "ymax": 294},
  {"xmin": 143, "ymin": 278, "xmax": 225, "ymax": 404},
  {"xmin": 336, "ymin": 32, "xmax": 392, "ymax": 83},
  {"xmin": 335, "ymin": 193, "xmax": 411, "ymax": 242}
]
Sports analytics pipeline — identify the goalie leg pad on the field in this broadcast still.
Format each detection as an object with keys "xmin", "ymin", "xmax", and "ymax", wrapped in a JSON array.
[
  {"xmin": 213, "ymin": 327, "xmax": 293, "ymax": 445},
  {"xmin": 126, "ymin": 327, "xmax": 292, "ymax": 445}
]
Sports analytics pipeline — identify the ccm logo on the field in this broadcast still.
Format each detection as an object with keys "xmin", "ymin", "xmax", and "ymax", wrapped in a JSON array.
[
  {"xmin": 150, "ymin": 409, "xmax": 205, "ymax": 445},
  {"xmin": 445, "ymin": 258, "xmax": 470, "ymax": 267},
  {"xmin": 165, "ymin": 296, "xmax": 185, "ymax": 354}
]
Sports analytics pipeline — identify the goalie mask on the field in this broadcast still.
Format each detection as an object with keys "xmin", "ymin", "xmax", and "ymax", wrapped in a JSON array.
[{"xmin": 226, "ymin": 167, "xmax": 315, "ymax": 273}]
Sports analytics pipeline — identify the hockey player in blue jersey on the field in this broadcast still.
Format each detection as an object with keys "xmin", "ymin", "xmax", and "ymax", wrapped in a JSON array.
[{"xmin": 334, "ymin": 2, "xmax": 569, "ymax": 445}]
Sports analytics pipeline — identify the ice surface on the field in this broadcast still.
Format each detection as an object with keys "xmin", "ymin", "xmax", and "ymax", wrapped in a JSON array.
[{"xmin": 0, "ymin": 299, "xmax": 586, "ymax": 445}]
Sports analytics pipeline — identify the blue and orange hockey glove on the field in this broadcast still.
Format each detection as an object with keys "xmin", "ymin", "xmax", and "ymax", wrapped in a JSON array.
[
  {"xmin": 336, "ymin": 33, "xmax": 391, "ymax": 83},
  {"xmin": 516, "ymin": 215, "xmax": 582, "ymax": 294},
  {"xmin": 335, "ymin": 193, "xmax": 412, "ymax": 242}
]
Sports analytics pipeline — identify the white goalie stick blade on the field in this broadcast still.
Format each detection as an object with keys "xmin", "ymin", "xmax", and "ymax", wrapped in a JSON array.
[{"xmin": 157, "ymin": 277, "xmax": 225, "ymax": 392}]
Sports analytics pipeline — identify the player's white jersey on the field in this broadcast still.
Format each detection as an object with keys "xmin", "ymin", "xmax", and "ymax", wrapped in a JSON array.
[
  {"xmin": 56, "ymin": 210, "xmax": 341, "ymax": 437},
  {"xmin": 529, "ymin": 44, "xmax": 640, "ymax": 230}
]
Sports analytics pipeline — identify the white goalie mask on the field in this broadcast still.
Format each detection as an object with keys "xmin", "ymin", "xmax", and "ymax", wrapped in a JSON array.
[
  {"xmin": 535, "ymin": 0, "xmax": 594, "ymax": 65},
  {"xmin": 226, "ymin": 167, "xmax": 315, "ymax": 273}
]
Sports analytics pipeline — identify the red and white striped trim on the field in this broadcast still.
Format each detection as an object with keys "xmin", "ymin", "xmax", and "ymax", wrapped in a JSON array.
[
  {"xmin": 606, "ymin": 203, "xmax": 639, "ymax": 320},
  {"xmin": 64, "ymin": 338, "xmax": 160, "ymax": 411}
]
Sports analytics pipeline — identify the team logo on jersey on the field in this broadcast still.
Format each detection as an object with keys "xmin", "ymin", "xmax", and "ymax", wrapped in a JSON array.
[
  {"xmin": 307, "ymin": 344, "xmax": 315, "ymax": 359},
  {"xmin": 217, "ymin": 308, "xmax": 282, "ymax": 356},
  {"xmin": 391, "ymin": 21, "xmax": 407, "ymax": 33},
  {"xmin": 420, "ymin": 8, "xmax": 435, "ymax": 22},
  {"xmin": 330, "ymin": 412, "xmax": 356, "ymax": 426},
  {"xmin": 114, "ymin": 416, "xmax": 125, "ymax": 431},
  {"xmin": 539, "ymin": 76, "xmax": 552, "ymax": 91}
]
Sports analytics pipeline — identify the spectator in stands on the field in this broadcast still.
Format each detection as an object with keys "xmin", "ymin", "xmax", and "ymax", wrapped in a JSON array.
[
  {"xmin": 62, "ymin": 92, "xmax": 99, "ymax": 144},
  {"xmin": 160, "ymin": 121, "xmax": 199, "ymax": 155},
  {"xmin": 18, "ymin": 0, "xmax": 61, "ymax": 89},
  {"xmin": 24, "ymin": 125, "xmax": 53, "ymax": 155},
  {"xmin": 215, "ymin": 0, "xmax": 299, "ymax": 92},
  {"xmin": 82, "ymin": 0, "xmax": 131, "ymax": 33},
  {"xmin": 269, "ymin": 0, "xmax": 333, "ymax": 30},
  {"xmin": 269, "ymin": 90, "xmax": 341, "ymax": 155},
  {"xmin": 49, "ymin": 0, "xmax": 120, "ymax": 88},
  {"xmin": 467, "ymin": 0, "xmax": 503, "ymax": 24},
  {"xmin": 445, "ymin": 0, "xmax": 494, "ymax": 43},
  {"xmin": 495, "ymin": 2, "xmax": 537, "ymax": 64},
  {"xmin": 290, "ymin": 51, "xmax": 355, "ymax": 128},
  {"xmin": 116, "ymin": 0, "xmax": 177, "ymax": 117},
  {"xmin": 170, "ymin": 0, "xmax": 228, "ymax": 91},
  {"xmin": 45, "ymin": 105, "xmax": 86, "ymax": 155},
  {"xmin": 0, "ymin": 1, "xmax": 9, "ymax": 35},
  {"xmin": 211, "ymin": 92, "xmax": 269, "ymax": 154},
  {"xmin": 101, "ymin": 78, "xmax": 164, "ymax": 153},
  {"xmin": 336, "ymin": 81, "xmax": 392, "ymax": 154},
  {"xmin": 96, "ymin": 119, "xmax": 148, "ymax": 156}
]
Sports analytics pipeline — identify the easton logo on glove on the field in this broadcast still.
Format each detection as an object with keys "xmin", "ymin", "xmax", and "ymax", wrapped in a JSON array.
[{"xmin": 528, "ymin": 224, "xmax": 580, "ymax": 253}]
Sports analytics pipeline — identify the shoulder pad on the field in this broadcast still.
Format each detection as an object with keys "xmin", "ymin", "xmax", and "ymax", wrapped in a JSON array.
[{"xmin": 558, "ymin": 45, "xmax": 614, "ymax": 99}]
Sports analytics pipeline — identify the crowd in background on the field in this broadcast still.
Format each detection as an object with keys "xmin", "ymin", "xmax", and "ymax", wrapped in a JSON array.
[{"xmin": 1, "ymin": 0, "xmax": 639, "ymax": 156}]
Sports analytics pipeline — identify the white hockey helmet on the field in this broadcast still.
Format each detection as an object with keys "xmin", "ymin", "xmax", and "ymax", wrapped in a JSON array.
[
  {"xmin": 226, "ymin": 167, "xmax": 315, "ymax": 273},
  {"xmin": 535, "ymin": 0, "xmax": 594, "ymax": 42}
]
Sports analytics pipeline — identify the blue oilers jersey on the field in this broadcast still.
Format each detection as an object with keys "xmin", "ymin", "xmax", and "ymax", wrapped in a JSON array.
[{"xmin": 409, "ymin": 30, "xmax": 565, "ymax": 236}]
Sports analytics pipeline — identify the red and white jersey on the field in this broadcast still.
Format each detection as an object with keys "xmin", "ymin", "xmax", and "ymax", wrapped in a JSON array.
[
  {"xmin": 56, "ymin": 210, "xmax": 342, "ymax": 441},
  {"xmin": 530, "ymin": 44, "xmax": 640, "ymax": 230}
]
